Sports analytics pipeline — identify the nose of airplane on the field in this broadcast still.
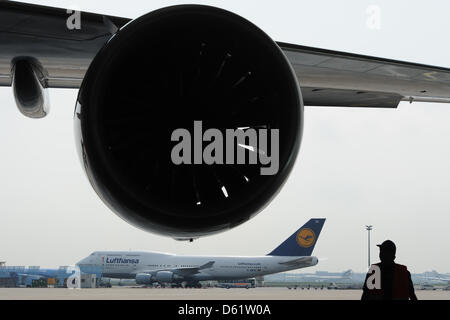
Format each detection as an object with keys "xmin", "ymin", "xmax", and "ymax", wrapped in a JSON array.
[
  {"xmin": 76, "ymin": 256, "xmax": 89, "ymax": 265},
  {"xmin": 311, "ymin": 257, "xmax": 319, "ymax": 266},
  {"xmin": 76, "ymin": 252, "xmax": 98, "ymax": 265}
]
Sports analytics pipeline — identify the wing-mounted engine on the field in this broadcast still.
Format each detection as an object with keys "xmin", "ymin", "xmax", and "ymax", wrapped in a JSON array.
[
  {"xmin": 155, "ymin": 271, "xmax": 183, "ymax": 283},
  {"xmin": 75, "ymin": 5, "xmax": 303, "ymax": 240},
  {"xmin": 4, "ymin": 1, "xmax": 450, "ymax": 242},
  {"xmin": 135, "ymin": 273, "xmax": 153, "ymax": 285}
]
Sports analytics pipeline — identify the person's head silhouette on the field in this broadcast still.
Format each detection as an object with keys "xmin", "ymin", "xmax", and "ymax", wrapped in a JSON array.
[{"xmin": 377, "ymin": 240, "xmax": 396, "ymax": 263}]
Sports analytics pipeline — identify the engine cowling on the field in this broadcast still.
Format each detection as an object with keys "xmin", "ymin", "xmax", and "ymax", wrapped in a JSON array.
[
  {"xmin": 74, "ymin": 5, "xmax": 303, "ymax": 239},
  {"xmin": 155, "ymin": 271, "xmax": 183, "ymax": 283},
  {"xmin": 135, "ymin": 273, "xmax": 153, "ymax": 285}
]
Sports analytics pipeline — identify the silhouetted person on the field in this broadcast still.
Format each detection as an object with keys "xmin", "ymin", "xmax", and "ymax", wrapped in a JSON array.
[{"xmin": 362, "ymin": 240, "xmax": 417, "ymax": 300}]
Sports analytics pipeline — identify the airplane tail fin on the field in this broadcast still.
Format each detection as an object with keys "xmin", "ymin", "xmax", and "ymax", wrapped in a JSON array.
[
  {"xmin": 343, "ymin": 269, "xmax": 353, "ymax": 278},
  {"xmin": 268, "ymin": 218, "xmax": 325, "ymax": 256}
]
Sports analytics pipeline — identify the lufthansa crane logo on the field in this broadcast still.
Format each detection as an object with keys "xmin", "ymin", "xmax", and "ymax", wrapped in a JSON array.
[{"xmin": 296, "ymin": 228, "xmax": 316, "ymax": 248}]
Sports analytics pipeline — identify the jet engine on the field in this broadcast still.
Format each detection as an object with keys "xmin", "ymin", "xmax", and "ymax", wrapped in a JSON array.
[
  {"xmin": 155, "ymin": 271, "xmax": 183, "ymax": 283},
  {"xmin": 135, "ymin": 273, "xmax": 153, "ymax": 285},
  {"xmin": 75, "ymin": 5, "xmax": 303, "ymax": 239}
]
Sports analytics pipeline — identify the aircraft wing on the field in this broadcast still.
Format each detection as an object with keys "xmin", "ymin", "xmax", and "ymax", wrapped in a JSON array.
[
  {"xmin": 2, "ymin": 1, "xmax": 450, "ymax": 108},
  {"xmin": 278, "ymin": 256, "xmax": 316, "ymax": 267},
  {"xmin": 0, "ymin": 1, "xmax": 130, "ymax": 88},
  {"xmin": 281, "ymin": 43, "xmax": 450, "ymax": 108},
  {"xmin": 140, "ymin": 261, "xmax": 215, "ymax": 276}
]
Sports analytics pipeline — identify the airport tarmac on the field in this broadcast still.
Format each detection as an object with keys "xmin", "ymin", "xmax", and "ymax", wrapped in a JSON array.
[{"xmin": 0, "ymin": 287, "xmax": 449, "ymax": 300}]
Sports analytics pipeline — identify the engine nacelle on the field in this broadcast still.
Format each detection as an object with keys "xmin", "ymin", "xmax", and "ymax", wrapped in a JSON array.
[
  {"xmin": 75, "ymin": 5, "xmax": 303, "ymax": 239},
  {"xmin": 155, "ymin": 271, "xmax": 183, "ymax": 283},
  {"xmin": 135, "ymin": 273, "xmax": 153, "ymax": 285},
  {"xmin": 12, "ymin": 58, "xmax": 49, "ymax": 118}
]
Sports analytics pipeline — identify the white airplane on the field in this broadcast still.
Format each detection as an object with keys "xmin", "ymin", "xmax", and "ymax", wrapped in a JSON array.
[
  {"xmin": 76, "ymin": 218, "xmax": 325, "ymax": 287},
  {"xmin": 418, "ymin": 270, "xmax": 450, "ymax": 283},
  {"xmin": 292, "ymin": 269, "xmax": 353, "ymax": 281}
]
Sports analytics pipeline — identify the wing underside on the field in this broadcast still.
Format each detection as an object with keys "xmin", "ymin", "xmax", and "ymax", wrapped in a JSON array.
[
  {"xmin": 0, "ymin": 1, "xmax": 129, "ymax": 88},
  {"xmin": 1, "ymin": 1, "xmax": 450, "ymax": 108},
  {"xmin": 140, "ymin": 261, "xmax": 215, "ymax": 277},
  {"xmin": 278, "ymin": 256, "xmax": 316, "ymax": 267},
  {"xmin": 280, "ymin": 42, "xmax": 450, "ymax": 107}
]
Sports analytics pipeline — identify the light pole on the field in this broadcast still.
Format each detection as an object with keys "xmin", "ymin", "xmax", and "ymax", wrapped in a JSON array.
[{"xmin": 366, "ymin": 225, "xmax": 373, "ymax": 267}]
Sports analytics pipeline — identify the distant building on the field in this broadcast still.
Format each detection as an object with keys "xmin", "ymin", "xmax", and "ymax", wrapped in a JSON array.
[{"xmin": 0, "ymin": 261, "xmax": 5, "ymax": 267}]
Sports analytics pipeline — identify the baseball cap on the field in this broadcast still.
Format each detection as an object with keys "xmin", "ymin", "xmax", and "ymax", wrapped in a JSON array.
[{"xmin": 377, "ymin": 240, "xmax": 396, "ymax": 253}]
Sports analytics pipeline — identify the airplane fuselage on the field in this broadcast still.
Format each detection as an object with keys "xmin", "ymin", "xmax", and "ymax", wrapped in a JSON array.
[{"xmin": 77, "ymin": 251, "xmax": 318, "ymax": 282}]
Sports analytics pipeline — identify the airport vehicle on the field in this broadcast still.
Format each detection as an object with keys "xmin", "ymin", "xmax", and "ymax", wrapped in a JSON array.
[
  {"xmin": 3, "ymin": 2, "xmax": 450, "ymax": 240},
  {"xmin": 420, "ymin": 284, "xmax": 437, "ymax": 291},
  {"xmin": 327, "ymin": 282, "xmax": 362, "ymax": 290},
  {"xmin": 327, "ymin": 283, "xmax": 339, "ymax": 290},
  {"xmin": 76, "ymin": 219, "xmax": 324, "ymax": 288},
  {"xmin": 216, "ymin": 278, "xmax": 256, "ymax": 289}
]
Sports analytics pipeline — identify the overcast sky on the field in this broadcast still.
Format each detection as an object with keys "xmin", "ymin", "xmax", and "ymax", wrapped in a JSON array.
[{"xmin": 1, "ymin": 0, "xmax": 450, "ymax": 274}]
